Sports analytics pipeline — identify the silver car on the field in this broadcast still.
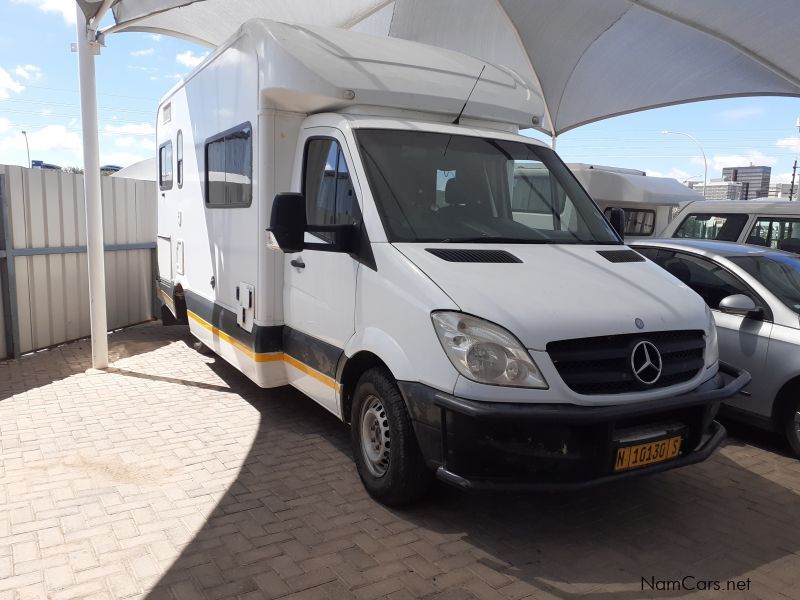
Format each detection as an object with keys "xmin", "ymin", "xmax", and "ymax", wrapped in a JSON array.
[{"xmin": 631, "ymin": 239, "xmax": 800, "ymax": 456}]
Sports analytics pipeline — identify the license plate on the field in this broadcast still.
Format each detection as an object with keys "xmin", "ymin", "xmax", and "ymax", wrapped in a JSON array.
[{"xmin": 614, "ymin": 436, "xmax": 682, "ymax": 472}]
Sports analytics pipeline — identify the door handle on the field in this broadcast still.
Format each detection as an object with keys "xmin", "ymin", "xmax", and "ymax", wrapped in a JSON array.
[{"xmin": 290, "ymin": 258, "xmax": 306, "ymax": 269}]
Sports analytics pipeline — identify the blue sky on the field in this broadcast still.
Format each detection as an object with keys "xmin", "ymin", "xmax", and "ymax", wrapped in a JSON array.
[{"xmin": 1, "ymin": 0, "xmax": 799, "ymax": 184}]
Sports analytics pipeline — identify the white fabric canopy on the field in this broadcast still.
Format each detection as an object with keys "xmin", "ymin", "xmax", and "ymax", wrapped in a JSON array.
[{"xmin": 81, "ymin": 0, "xmax": 800, "ymax": 135}]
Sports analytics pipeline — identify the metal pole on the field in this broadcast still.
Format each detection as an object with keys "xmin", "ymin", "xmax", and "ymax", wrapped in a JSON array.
[
  {"xmin": 550, "ymin": 135, "xmax": 557, "ymax": 151},
  {"xmin": 76, "ymin": 4, "xmax": 108, "ymax": 369},
  {"xmin": 790, "ymin": 159, "xmax": 797, "ymax": 201},
  {"xmin": 21, "ymin": 131, "xmax": 30, "ymax": 168},
  {"xmin": 662, "ymin": 130, "xmax": 707, "ymax": 199}
]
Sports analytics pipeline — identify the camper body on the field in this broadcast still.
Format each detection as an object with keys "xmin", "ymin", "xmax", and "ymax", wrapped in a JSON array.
[{"xmin": 156, "ymin": 20, "xmax": 747, "ymax": 503}]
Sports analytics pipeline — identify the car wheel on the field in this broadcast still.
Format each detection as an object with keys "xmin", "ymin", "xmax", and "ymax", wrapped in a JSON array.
[
  {"xmin": 351, "ymin": 367, "xmax": 434, "ymax": 505},
  {"xmin": 785, "ymin": 398, "xmax": 800, "ymax": 458}
]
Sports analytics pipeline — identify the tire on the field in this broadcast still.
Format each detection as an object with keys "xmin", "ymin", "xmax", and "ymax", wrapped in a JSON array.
[
  {"xmin": 351, "ymin": 368, "xmax": 434, "ymax": 505},
  {"xmin": 784, "ymin": 398, "xmax": 800, "ymax": 458}
]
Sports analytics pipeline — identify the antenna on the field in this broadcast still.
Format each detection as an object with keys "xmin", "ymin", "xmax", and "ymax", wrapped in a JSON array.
[{"xmin": 452, "ymin": 65, "xmax": 486, "ymax": 125}]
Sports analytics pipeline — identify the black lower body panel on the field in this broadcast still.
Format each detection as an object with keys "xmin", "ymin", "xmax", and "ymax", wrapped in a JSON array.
[{"xmin": 398, "ymin": 362, "xmax": 749, "ymax": 492}]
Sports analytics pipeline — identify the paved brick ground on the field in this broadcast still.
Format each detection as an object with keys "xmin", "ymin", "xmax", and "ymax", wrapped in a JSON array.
[{"xmin": 1, "ymin": 323, "xmax": 800, "ymax": 600}]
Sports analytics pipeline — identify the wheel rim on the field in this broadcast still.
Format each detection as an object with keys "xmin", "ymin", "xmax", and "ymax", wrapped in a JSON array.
[{"xmin": 360, "ymin": 395, "xmax": 391, "ymax": 478}]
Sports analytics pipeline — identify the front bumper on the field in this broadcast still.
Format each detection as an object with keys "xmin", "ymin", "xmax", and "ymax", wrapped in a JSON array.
[{"xmin": 398, "ymin": 362, "xmax": 750, "ymax": 492}]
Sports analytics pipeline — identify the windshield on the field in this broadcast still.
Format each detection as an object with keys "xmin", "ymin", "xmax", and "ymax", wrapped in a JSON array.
[
  {"xmin": 729, "ymin": 254, "xmax": 800, "ymax": 314},
  {"xmin": 355, "ymin": 129, "xmax": 619, "ymax": 244}
]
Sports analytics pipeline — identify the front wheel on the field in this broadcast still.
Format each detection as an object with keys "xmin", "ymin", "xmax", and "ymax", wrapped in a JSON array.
[
  {"xmin": 351, "ymin": 368, "xmax": 434, "ymax": 505},
  {"xmin": 784, "ymin": 398, "xmax": 800, "ymax": 458}
]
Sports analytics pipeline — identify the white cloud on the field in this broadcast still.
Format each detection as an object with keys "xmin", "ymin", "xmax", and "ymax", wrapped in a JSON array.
[
  {"xmin": 0, "ymin": 125, "xmax": 82, "ymax": 155},
  {"xmin": 0, "ymin": 67, "xmax": 25, "ymax": 99},
  {"xmin": 104, "ymin": 122, "xmax": 155, "ymax": 136},
  {"xmin": 692, "ymin": 150, "xmax": 777, "ymax": 172},
  {"xmin": 176, "ymin": 50, "xmax": 208, "ymax": 69},
  {"xmin": 100, "ymin": 151, "xmax": 148, "ymax": 167},
  {"xmin": 777, "ymin": 136, "xmax": 800, "ymax": 153},
  {"xmin": 0, "ymin": 117, "xmax": 12, "ymax": 134},
  {"xmin": 718, "ymin": 106, "xmax": 764, "ymax": 121},
  {"xmin": 11, "ymin": 0, "xmax": 76, "ymax": 25},
  {"xmin": 149, "ymin": 34, "xmax": 163, "ymax": 42},
  {"xmin": 14, "ymin": 64, "xmax": 42, "ymax": 81},
  {"xmin": 773, "ymin": 172, "xmax": 795, "ymax": 184},
  {"xmin": 131, "ymin": 48, "xmax": 155, "ymax": 57},
  {"xmin": 646, "ymin": 168, "xmax": 691, "ymax": 181}
]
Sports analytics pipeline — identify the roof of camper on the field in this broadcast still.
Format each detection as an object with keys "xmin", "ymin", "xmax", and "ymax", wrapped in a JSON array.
[
  {"xmin": 569, "ymin": 165, "xmax": 702, "ymax": 206},
  {"xmin": 163, "ymin": 19, "xmax": 544, "ymax": 128}
]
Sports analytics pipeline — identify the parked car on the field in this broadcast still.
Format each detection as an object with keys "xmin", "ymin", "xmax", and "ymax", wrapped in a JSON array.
[
  {"xmin": 632, "ymin": 239, "xmax": 800, "ymax": 456},
  {"xmin": 661, "ymin": 200, "xmax": 800, "ymax": 253}
]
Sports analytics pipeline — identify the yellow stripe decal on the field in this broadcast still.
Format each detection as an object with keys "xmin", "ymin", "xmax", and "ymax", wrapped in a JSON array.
[
  {"xmin": 187, "ymin": 310, "xmax": 339, "ymax": 391},
  {"xmin": 160, "ymin": 289, "xmax": 174, "ymax": 305}
]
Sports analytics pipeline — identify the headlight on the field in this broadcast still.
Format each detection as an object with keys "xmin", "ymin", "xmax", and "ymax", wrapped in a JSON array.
[
  {"xmin": 704, "ymin": 305, "xmax": 719, "ymax": 368},
  {"xmin": 431, "ymin": 311, "xmax": 547, "ymax": 388}
]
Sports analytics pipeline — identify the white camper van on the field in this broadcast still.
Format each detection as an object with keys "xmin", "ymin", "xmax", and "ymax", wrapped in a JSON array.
[{"xmin": 156, "ymin": 20, "xmax": 748, "ymax": 504}]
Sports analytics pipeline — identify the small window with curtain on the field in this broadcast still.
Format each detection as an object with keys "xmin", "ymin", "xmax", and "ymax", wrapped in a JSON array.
[
  {"xmin": 204, "ymin": 124, "xmax": 252, "ymax": 207},
  {"xmin": 746, "ymin": 217, "xmax": 800, "ymax": 252},
  {"xmin": 303, "ymin": 138, "xmax": 360, "ymax": 241},
  {"xmin": 176, "ymin": 130, "xmax": 183, "ymax": 189},
  {"xmin": 159, "ymin": 141, "xmax": 173, "ymax": 191}
]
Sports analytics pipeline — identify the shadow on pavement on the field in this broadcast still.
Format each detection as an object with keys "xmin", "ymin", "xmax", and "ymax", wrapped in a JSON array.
[{"xmin": 145, "ymin": 346, "xmax": 800, "ymax": 600}]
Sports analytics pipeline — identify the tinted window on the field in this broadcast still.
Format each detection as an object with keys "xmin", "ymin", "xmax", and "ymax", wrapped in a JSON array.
[
  {"xmin": 673, "ymin": 213, "xmax": 748, "ymax": 241},
  {"xmin": 205, "ymin": 124, "xmax": 252, "ymax": 207},
  {"xmin": 605, "ymin": 208, "xmax": 656, "ymax": 236},
  {"xmin": 356, "ymin": 129, "xmax": 618, "ymax": 244},
  {"xmin": 730, "ymin": 254, "xmax": 800, "ymax": 314},
  {"xmin": 176, "ymin": 130, "xmax": 183, "ymax": 189},
  {"xmin": 159, "ymin": 141, "xmax": 173, "ymax": 191},
  {"xmin": 304, "ymin": 138, "xmax": 360, "ymax": 241},
  {"xmin": 746, "ymin": 217, "xmax": 800, "ymax": 253},
  {"xmin": 651, "ymin": 250, "xmax": 754, "ymax": 309}
]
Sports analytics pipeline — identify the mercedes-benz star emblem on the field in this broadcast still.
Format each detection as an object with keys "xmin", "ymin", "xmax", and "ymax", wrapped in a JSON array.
[
  {"xmin": 630, "ymin": 340, "xmax": 663, "ymax": 385},
  {"xmin": 635, "ymin": 318, "xmax": 645, "ymax": 330}
]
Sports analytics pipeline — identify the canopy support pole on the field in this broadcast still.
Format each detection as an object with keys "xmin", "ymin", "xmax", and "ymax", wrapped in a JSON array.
[
  {"xmin": 550, "ymin": 135, "xmax": 557, "ymax": 150},
  {"xmin": 76, "ymin": 4, "xmax": 109, "ymax": 370}
]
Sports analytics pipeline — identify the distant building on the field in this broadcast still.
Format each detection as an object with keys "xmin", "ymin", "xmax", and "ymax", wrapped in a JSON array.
[
  {"xmin": 721, "ymin": 165, "xmax": 771, "ymax": 200},
  {"xmin": 690, "ymin": 181, "xmax": 748, "ymax": 201},
  {"xmin": 768, "ymin": 182, "xmax": 794, "ymax": 199},
  {"xmin": 31, "ymin": 160, "xmax": 62, "ymax": 170}
]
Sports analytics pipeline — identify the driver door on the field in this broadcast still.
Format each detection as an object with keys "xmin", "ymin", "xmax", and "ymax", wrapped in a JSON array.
[{"xmin": 283, "ymin": 129, "xmax": 362, "ymax": 416}]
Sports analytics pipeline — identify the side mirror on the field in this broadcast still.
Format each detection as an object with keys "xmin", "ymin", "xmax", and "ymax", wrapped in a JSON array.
[
  {"xmin": 269, "ymin": 192, "xmax": 361, "ymax": 255},
  {"xmin": 269, "ymin": 193, "xmax": 306, "ymax": 253},
  {"xmin": 718, "ymin": 294, "xmax": 764, "ymax": 320},
  {"xmin": 607, "ymin": 207, "xmax": 626, "ymax": 241}
]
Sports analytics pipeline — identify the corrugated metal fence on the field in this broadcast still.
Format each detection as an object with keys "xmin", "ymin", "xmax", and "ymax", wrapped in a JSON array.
[{"xmin": 0, "ymin": 165, "xmax": 157, "ymax": 359}]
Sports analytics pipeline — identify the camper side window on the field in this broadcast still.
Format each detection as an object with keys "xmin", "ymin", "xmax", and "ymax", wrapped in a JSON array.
[
  {"xmin": 303, "ymin": 138, "xmax": 360, "ymax": 241},
  {"xmin": 176, "ymin": 130, "xmax": 183, "ymax": 189},
  {"xmin": 205, "ymin": 124, "xmax": 252, "ymax": 207},
  {"xmin": 159, "ymin": 141, "xmax": 173, "ymax": 191}
]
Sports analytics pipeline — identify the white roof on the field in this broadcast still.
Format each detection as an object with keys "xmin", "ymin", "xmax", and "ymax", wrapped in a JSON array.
[
  {"xmin": 81, "ymin": 0, "xmax": 800, "ymax": 136},
  {"xmin": 569, "ymin": 165, "xmax": 702, "ymax": 206},
  {"xmin": 111, "ymin": 157, "xmax": 156, "ymax": 181},
  {"xmin": 677, "ymin": 200, "xmax": 800, "ymax": 214}
]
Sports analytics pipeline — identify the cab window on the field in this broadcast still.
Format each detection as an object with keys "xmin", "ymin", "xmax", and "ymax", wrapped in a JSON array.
[
  {"xmin": 746, "ymin": 217, "xmax": 800, "ymax": 253},
  {"xmin": 303, "ymin": 138, "xmax": 360, "ymax": 241},
  {"xmin": 604, "ymin": 207, "xmax": 656, "ymax": 236},
  {"xmin": 673, "ymin": 213, "xmax": 748, "ymax": 241}
]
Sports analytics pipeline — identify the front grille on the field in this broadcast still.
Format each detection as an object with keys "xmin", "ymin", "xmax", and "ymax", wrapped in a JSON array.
[{"xmin": 547, "ymin": 330, "xmax": 705, "ymax": 395}]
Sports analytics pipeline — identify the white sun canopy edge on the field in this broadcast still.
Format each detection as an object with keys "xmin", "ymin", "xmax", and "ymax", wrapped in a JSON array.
[
  {"xmin": 568, "ymin": 165, "xmax": 702, "ymax": 207},
  {"xmin": 80, "ymin": 0, "xmax": 800, "ymax": 137}
]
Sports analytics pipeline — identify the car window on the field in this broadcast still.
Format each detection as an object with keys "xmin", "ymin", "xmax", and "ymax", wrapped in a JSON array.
[
  {"xmin": 604, "ymin": 208, "xmax": 656, "ymax": 236},
  {"xmin": 650, "ymin": 250, "xmax": 759, "ymax": 310},
  {"xmin": 730, "ymin": 254, "xmax": 800, "ymax": 315},
  {"xmin": 673, "ymin": 213, "xmax": 748, "ymax": 241},
  {"xmin": 746, "ymin": 217, "xmax": 800, "ymax": 253},
  {"xmin": 304, "ymin": 138, "xmax": 360, "ymax": 241}
]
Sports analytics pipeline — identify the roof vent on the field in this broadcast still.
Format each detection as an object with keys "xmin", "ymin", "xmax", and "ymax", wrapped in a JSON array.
[
  {"xmin": 597, "ymin": 249, "xmax": 646, "ymax": 263},
  {"xmin": 426, "ymin": 248, "xmax": 522, "ymax": 263}
]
